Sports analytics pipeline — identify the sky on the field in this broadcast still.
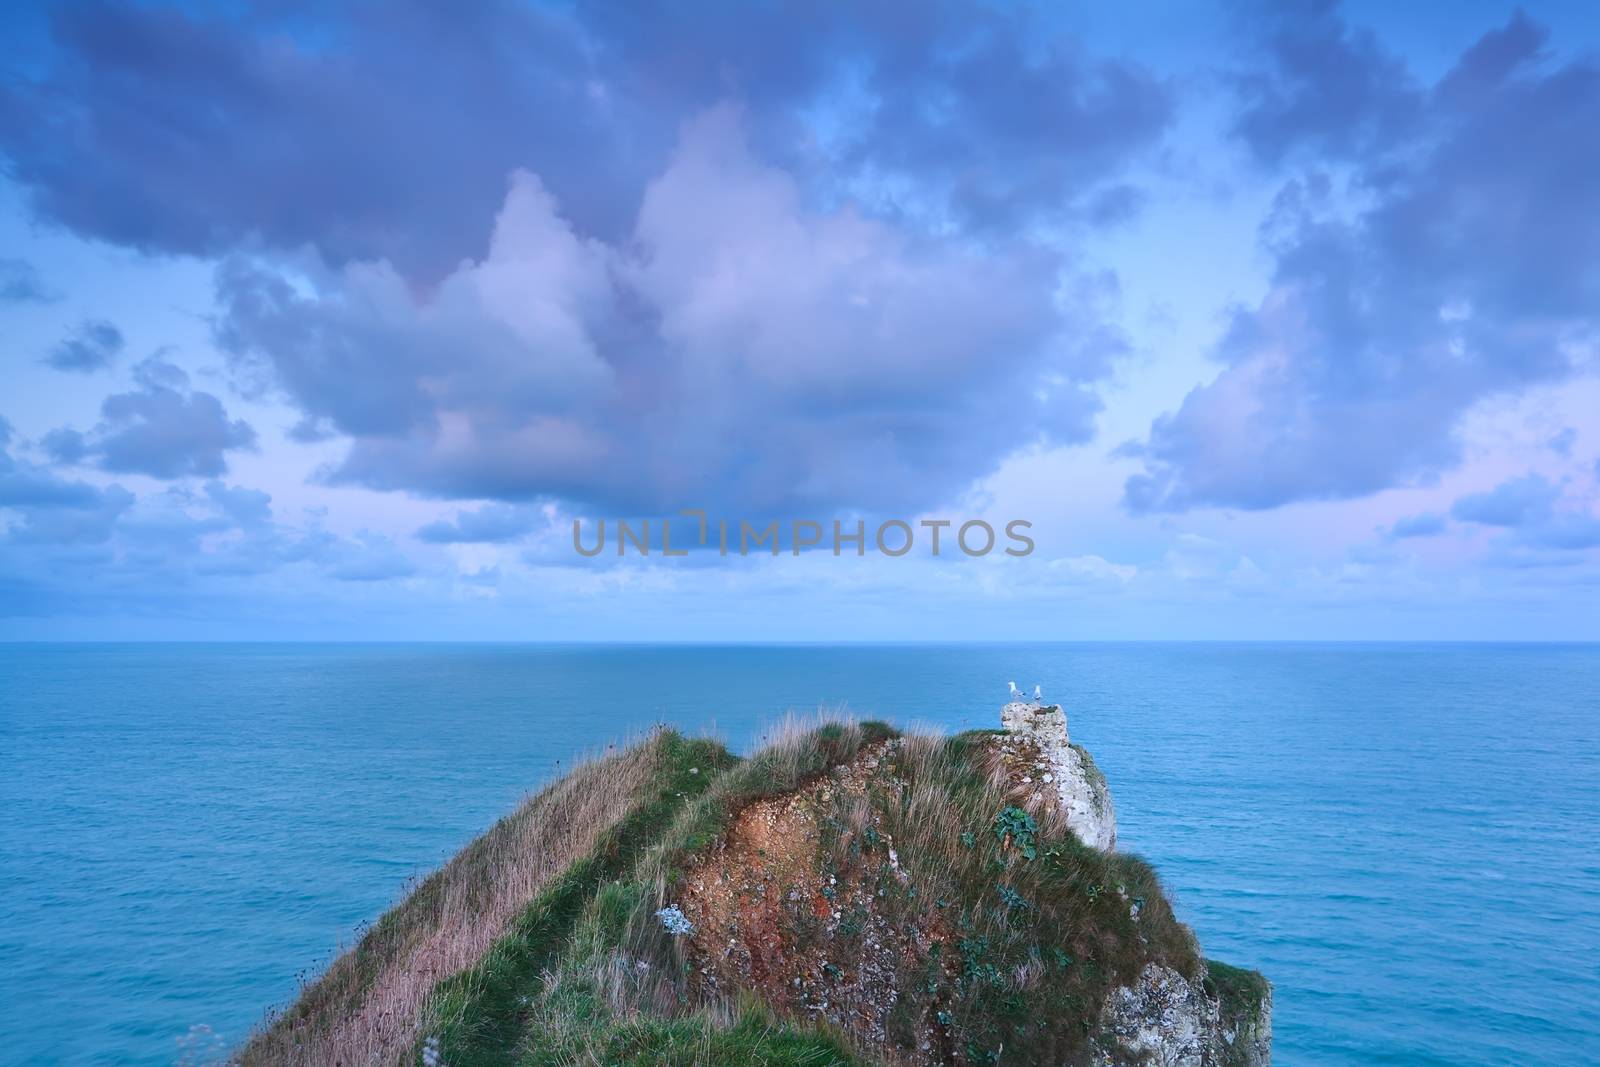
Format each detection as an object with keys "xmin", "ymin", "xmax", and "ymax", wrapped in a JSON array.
[{"xmin": 1, "ymin": 0, "xmax": 1598, "ymax": 641}]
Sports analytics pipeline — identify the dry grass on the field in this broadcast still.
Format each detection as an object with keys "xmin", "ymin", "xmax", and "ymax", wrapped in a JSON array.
[{"xmin": 238, "ymin": 732, "xmax": 676, "ymax": 1067}]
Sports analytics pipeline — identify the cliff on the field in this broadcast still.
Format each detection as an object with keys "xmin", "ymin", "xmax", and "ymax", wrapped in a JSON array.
[{"xmin": 242, "ymin": 710, "xmax": 1270, "ymax": 1066}]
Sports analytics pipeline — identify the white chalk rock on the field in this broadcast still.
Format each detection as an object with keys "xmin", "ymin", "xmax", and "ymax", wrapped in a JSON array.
[{"xmin": 1001, "ymin": 701, "xmax": 1117, "ymax": 851}]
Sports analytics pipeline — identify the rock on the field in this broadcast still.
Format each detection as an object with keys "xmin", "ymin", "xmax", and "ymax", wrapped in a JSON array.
[
  {"xmin": 1001, "ymin": 701, "xmax": 1117, "ymax": 850},
  {"xmin": 1094, "ymin": 962, "xmax": 1272, "ymax": 1067}
]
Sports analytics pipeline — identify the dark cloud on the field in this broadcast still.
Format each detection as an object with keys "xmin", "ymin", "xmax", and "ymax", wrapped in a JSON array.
[
  {"xmin": 4, "ymin": 485, "xmax": 133, "ymax": 545},
  {"xmin": 40, "ymin": 427, "xmax": 88, "ymax": 465},
  {"xmin": 1231, "ymin": 0, "xmax": 1423, "ymax": 164},
  {"xmin": 286, "ymin": 415, "xmax": 337, "ymax": 444},
  {"xmin": 0, "ymin": 0, "xmax": 1171, "ymax": 279},
  {"xmin": 417, "ymin": 503, "xmax": 544, "ymax": 544},
  {"xmin": 0, "ymin": 417, "xmax": 134, "ymax": 544},
  {"xmin": 45, "ymin": 318, "xmax": 123, "ymax": 372},
  {"xmin": 1, "ymin": 413, "xmax": 423, "ymax": 614},
  {"xmin": 4, "ymin": 1, "xmax": 1169, "ymax": 517},
  {"xmin": 1388, "ymin": 512, "xmax": 1446, "ymax": 539},
  {"xmin": 46, "ymin": 356, "xmax": 257, "ymax": 479},
  {"xmin": 0, "ymin": 258, "xmax": 57, "ymax": 303},
  {"xmin": 1127, "ymin": 10, "xmax": 1600, "ymax": 513},
  {"xmin": 0, "ymin": 416, "xmax": 105, "ymax": 509},
  {"xmin": 216, "ymin": 112, "xmax": 1109, "ymax": 514}
]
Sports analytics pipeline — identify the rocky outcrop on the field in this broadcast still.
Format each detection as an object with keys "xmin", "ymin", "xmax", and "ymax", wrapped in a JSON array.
[
  {"xmin": 999, "ymin": 701, "xmax": 1271, "ymax": 1065},
  {"xmin": 304, "ymin": 716, "xmax": 1271, "ymax": 1067},
  {"xmin": 1095, "ymin": 962, "xmax": 1272, "ymax": 1067},
  {"xmin": 1000, "ymin": 701, "xmax": 1117, "ymax": 850}
]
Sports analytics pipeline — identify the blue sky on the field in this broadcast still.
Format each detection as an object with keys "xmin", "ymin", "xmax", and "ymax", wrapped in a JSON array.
[{"xmin": 2, "ymin": 0, "xmax": 1598, "ymax": 640}]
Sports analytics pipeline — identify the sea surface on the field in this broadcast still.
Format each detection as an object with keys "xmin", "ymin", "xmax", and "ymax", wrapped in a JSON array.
[{"xmin": 1, "ymin": 643, "xmax": 1597, "ymax": 1066}]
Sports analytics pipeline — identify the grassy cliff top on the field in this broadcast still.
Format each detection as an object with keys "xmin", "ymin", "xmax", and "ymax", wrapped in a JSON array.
[{"xmin": 244, "ymin": 720, "xmax": 1267, "ymax": 1067}]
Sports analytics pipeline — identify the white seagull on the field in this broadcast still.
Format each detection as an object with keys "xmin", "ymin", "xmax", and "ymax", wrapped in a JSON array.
[{"xmin": 1008, "ymin": 680, "xmax": 1023, "ymax": 702}]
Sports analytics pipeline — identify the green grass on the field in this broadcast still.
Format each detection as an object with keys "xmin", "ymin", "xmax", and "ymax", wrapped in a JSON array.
[
  {"xmin": 521, "ymin": 997, "xmax": 864, "ymax": 1066},
  {"xmin": 421, "ymin": 732, "xmax": 736, "ymax": 1067},
  {"xmin": 1205, "ymin": 957, "xmax": 1271, "ymax": 1054}
]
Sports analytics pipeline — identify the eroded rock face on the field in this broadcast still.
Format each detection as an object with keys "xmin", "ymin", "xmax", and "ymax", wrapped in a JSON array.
[
  {"xmin": 1000, "ymin": 701, "xmax": 1117, "ymax": 850},
  {"xmin": 1094, "ymin": 963, "xmax": 1272, "ymax": 1067}
]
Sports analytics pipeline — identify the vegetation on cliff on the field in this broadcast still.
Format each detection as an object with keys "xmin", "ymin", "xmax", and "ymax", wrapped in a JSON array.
[{"xmin": 245, "ymin": 719, "xmax": 1268, "ymax": 1066}]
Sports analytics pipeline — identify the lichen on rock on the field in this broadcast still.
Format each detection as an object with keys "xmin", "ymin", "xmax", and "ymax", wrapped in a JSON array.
[{"xmin": 1094, "ymin": 961, "xmax": 1272, "ymax": 1067}]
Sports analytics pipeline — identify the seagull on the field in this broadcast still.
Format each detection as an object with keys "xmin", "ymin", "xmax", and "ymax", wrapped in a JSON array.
[
  {"xmin": 1008, "ymin": 681, "xmax": 1023, "ymax": 702},
  {"xmin": 1033, "ymin": 684, "xmax": 1043, "ymax": 703}
]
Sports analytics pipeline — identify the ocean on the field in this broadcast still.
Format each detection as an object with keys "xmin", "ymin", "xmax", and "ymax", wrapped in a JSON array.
[{"xmin": 1, "ymin": 643, "xmax": 1596, "ymax": 1065}]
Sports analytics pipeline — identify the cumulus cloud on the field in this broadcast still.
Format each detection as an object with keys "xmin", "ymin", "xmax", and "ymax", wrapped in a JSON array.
[
  {"xmin": 217, "ymin": 109, "xmax": 1104, "ymax": 515},
  {"xmin": 0, "ymin": 0, "xmax": 1170, "ymax": 279},
  {"xmin": 1126, "ymin": 10, "xmax": 1600, "ymax": 513},
  {"xmin": 45, "ymin": 356, "xmax": 257, "ymax": 478},
  {"xmin": 45, "ymin": 319, "xmax": 123, "ymax": 373}
]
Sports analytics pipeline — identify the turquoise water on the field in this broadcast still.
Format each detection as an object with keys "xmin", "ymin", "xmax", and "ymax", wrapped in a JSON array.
[{"xmin": 1, "ymin": 643, "xmax": 1597, "ymax": 1065}]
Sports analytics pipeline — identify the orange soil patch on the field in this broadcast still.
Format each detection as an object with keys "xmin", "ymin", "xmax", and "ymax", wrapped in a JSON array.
[{"xmin": 678, "ymin": 741, "xmax": 958, "ymax": 1063}]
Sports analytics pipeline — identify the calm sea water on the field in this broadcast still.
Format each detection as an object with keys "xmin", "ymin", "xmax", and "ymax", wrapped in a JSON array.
[{"xmin": 1, "ymin": 643, "xmax": 1597, "ymax": 1066}]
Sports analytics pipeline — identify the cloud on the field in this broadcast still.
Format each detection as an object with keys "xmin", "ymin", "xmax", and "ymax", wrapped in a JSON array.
[
  {"xmin": 217, "ymin": 109, "xmax": 1106, "ymax": 515},
  {"xmin": 1126, "ymin": 10, "xmax": 1600, "ymax": 513},
  {"xmin": 45, "ymin": 318, "xmax": 123, "ymax": 373},
  {"xmin": 1047, "ymin": 554, "xmax": 1137, "ymax": 583},
  {"xmin": 0, "ymin": 258, "xmax": 56, "ymax": 303},
  {"xmin": 0, "ymin": 417, "xmax": 134, "ymax": 544},
  {"xmin": 1452, "ymin": 472, "xmax": 1600, "ymax": 551},
  {"xmin": 203, "ymin": 480, "xmax": 271, "ymax": 527},
  {"xmin": 45, "ymin": 356, "xmax": 257, "ymax": 478},
  {"xmin": 0, "ymin": 417, "xmax": 97, "ymax": 509},
  {"xmin": 1388, "ymin": 512, "xmax": 1446, "ymax": 539},
  {"xmin": 1231, "ymin": 0, "xmax": 1423, "ymax": 165},
  {"xmin": 0, "ymin": 0, "xmax": 1170, "ymax": 279},
  {"xmin": 1451, "ymin": 474, "xmax": 1558, "ymax": 528},
  {"xmin": 324, "ymin": 533, "xmax": 418, "ymax": 582},
  {"xmin": 417, "ymin": 503, "xmax": 544, "ymax": 544}
]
